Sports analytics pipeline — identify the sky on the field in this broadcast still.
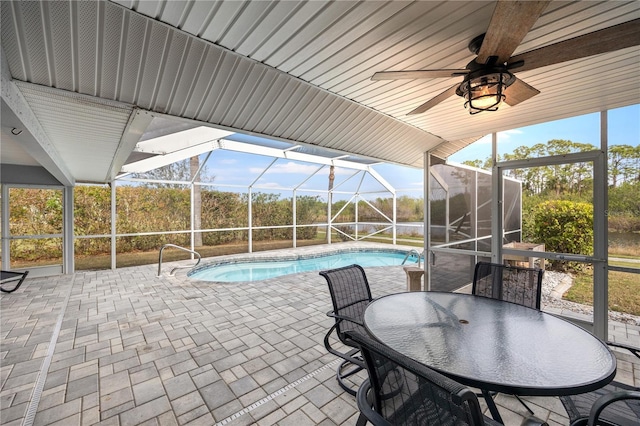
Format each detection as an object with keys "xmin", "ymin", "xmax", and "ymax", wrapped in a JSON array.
[
  {"xmin": 448, "ymin": 104, "xmax": 640, "ymax": 164},
  {"xmin": 188, "ymin": 104, "xmax": 639, "ymax": 197}
]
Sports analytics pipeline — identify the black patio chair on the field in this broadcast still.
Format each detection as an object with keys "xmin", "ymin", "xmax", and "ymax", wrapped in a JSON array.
[
  {"xmin": 560, "ymin": 342, "xmax": 640, "ymax": 426},
  {"xmin": 1, "ymin": 270, "xmax": 29, "ymax": 293},
  {"xmin": 319, "ymin": 264, "xmax": 372, "ymax": 396},
  {"xmin": 472, "ymin": 261, "xmax": 544, "ymax": 309},
  {"xmin": 347, "ymin": 330, "xmax": 548, "ymax": 426},
  {"xmin": 472, "ymin": 261, "xmax": 545, "ymax": 414}
]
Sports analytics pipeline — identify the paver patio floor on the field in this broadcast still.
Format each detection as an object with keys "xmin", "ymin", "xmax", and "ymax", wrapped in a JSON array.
[{"xmin": 2, "ymin": 244, "xmax": 639, "ymax": 425}]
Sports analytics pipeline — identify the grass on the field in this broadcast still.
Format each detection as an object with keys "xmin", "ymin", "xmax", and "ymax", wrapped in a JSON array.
[
  {"xmin": 609, "ymin": 243, "xmax": 640, "ymax": 257},
  {"xmin": 564, "ymin": 269, "xmax": 640, "ymax": 316},
  {"xmin": 71, "ymin": 239, "xmax": 328, "ymax": 270}
]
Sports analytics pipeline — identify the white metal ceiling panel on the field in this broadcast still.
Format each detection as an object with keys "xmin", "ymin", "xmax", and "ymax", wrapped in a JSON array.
[
  {"xmin": 2, "ymin": 0, "xmax": 639, "ymax": 181},
  {"xmin": 255, "ymin": 1, "xmax": 358, "ymax": 67},
  {"xmin": 77, "ymin": 1, "xmax": 100, "ymax": 96}
]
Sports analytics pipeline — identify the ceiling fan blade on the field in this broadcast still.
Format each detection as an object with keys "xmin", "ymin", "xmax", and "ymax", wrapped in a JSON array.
[
  {"xmin": 504, "ymin": 78, "xmax": 540, "ymax": 106},
  {"xmin": 477, "ymin": 0, "xmax": 551, "ymax": 65},
  {"xmin": 508, "ymin": 18, "xmax": 640, "ymax": 73},
  {"xmin": 371, "ymin": 70, "xmax": 468, "ymax": 80},
  {"xmin": 407, "ymin": 84, "xmax": 459, "ymax": 115}
]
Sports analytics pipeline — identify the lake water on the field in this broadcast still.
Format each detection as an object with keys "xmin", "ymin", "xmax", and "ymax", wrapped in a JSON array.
[
  {"xmin": 609, "ymin": 232, "xmax": 640, "ymax": 247},
  {"xmin": 384, "ymin": 223, "xmax": 640, "ymax": 248}
]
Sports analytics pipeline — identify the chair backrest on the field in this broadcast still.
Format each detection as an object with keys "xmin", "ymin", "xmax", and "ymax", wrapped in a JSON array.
[
  {"xmin": 319, "ymin": 264, "xmax": 372, "ymax": 341},
  {"xmin": 561, "ymin": 380, "xmax": 640, "ymax": 426},
  {"xmin": 472, "ymin": 261, "xmax": 544, "ymax": 309},
  {"xmin": 563, "ymin": 342, "xmax": 640, "ymax": 426},
  {"xmin": 348, "ymin": 330, "xmax": 486, "ymax": 426}
]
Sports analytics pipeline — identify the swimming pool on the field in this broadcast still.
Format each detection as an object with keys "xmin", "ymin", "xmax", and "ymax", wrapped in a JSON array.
[{"xmin": 188, "ymin": 249, "xmax": 420, "ymax": 282}]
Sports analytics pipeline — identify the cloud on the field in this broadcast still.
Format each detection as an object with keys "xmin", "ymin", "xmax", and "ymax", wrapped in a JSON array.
[
  {"xmin": 475, "ymin": 135, "xmax": 493, "ymax": 144},
  {"xmin": 498, "ymin": 129, "xmax": 524, "ymax": 140},
  {"xmin": 475, "ymin": 129, "xmax": 523, "ymax": 144},
  {"xmin": 253, "ymin": 181, "xmax": 283, "ymax": 189},
  {"xmin": 248, "ymin": 161, "xmax": 351, "ymax": 175},
  {"xmin": 218, "ymin": 158, "xmax": 237, "ymax": 165}
]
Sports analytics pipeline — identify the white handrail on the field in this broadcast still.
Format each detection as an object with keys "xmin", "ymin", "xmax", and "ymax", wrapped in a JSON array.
[
  {"xmin": 158, "ymin": 244, "xmax": 201, "ymax": 277},
  {"xmin": 402, "ymin": 248, "xmax": 423, "ymax": 268}
]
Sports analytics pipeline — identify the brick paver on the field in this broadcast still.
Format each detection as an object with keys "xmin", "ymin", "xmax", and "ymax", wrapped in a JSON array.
[{"xmin": 1, "ymin": 243, "xmax": 638, "ymax": 425}]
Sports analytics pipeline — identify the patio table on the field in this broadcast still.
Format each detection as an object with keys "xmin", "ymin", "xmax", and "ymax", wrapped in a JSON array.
[{"xmin": 363, "ymin": 291, "xmax": 617, "ymax": 423}]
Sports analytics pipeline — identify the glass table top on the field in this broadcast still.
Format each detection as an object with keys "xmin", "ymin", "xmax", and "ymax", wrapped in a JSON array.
[{"xmin": 364, "ymin": 292, "xmax": 617, "ymax": 395}]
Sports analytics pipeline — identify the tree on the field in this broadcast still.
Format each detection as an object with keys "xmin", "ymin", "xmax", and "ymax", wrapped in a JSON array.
[
  {"xmin": 532, "ymin": 200, "xmax": 593, "ymax": 271},
  {"xmin": 132, "ymin": 161, "xmax": 192, "ymax": 188},
  {"xmin": 132, "ymin": 156, "xmax": 213, "ymax": 247},
  {"xmin": 462, "ymin": 159, "xmax": 486, "ymax": 170},
  {"xmin": 609, "ymin": 144, "xmax": 640, "ymax": 186}
]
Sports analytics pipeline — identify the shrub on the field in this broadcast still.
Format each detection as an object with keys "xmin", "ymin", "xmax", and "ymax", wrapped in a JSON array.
[{"xmin": 532, "ymin": 200, "xmax": 593, "ymax": 271}]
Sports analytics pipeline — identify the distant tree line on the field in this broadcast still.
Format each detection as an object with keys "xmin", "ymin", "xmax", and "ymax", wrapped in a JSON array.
[
  {"xmin": 9, "ymin": 187, "xmax": 326, "ymax": 261},
  {"xmin": 10, "ymin": 181, "xmax": 428, "ymax": 262},
  {"xmin": 463, "ymin": 141, "xmax": 640, "ymax": 232},
  {"xmin": 463, "ymin": 141, "xmax": 640, "ymax": 193}
]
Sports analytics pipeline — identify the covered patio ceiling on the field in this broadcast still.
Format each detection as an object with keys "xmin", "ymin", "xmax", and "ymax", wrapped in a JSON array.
[{"xmin": 1, "ymin": 1, "xmax": 639, "ymax": 185}]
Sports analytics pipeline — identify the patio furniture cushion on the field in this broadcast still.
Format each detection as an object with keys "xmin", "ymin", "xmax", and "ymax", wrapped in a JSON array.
[
  {"xmin": 1, "ymin": 270, "xmax": 29, "ymax": 293},
  {"xmin": 319, "ymin": 264, "xmax": 372, "ymax": 396}
]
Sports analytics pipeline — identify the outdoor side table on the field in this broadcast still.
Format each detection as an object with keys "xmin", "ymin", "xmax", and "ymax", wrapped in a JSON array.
[{"xmin": 363, "ymin": 291, "xmax": 617, "ymax": 423}]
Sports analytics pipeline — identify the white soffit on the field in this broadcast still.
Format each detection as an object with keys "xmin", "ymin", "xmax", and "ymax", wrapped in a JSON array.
[{"xmin": 14, "ymin": 82, "xmax": 134, "ymax": 183}]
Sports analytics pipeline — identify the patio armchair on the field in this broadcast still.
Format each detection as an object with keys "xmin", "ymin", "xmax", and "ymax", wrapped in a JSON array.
[
  {"xmin": 560, "ymin": 342, "xmax": 640, "ymax": 426},
  {"xmin": 319, "ymin": 264, "xmax": 372, "ymax": 396},
  {"xmin": 472, "ymin": 261, "xmax": 544, "ymax": 414},
  {"xmin": 1, "ymin": 270, "xmax": 29, "ymax": 293},
  {"xmin": 347, "ymin": 330, "xmax": 548, "ymax": 426}
]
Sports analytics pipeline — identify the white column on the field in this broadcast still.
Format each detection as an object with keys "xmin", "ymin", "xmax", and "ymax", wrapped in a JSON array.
[
  {"xmin": 424, "ymin": 152, "xmax": 431, "ymax": 290},
  {"xmin": 292, "ymin": 190, "xmax": 297, "ymax": 248},
  {"xmin": 1, "ymin": 185, "xmax": 10, "ymax": 270},
  {"xmin": 593, "ymin": 111, "xmax": 609, "ymax": 340},
  {"xmin": 63, "ymin": 186, "xmax": 74, "ymax": 274},
  {"xmin": 490, "ymin": 132, "xmax": 502, "ymax": 263},
  {"xmin": 248, "ymin": 188, "xmax": 253, "ymax": 253}
]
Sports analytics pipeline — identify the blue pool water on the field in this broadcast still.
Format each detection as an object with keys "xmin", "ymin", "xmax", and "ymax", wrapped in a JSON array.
[{"xmin": 189, "ymin": 250, "xmax": 419, "ymax": 282}]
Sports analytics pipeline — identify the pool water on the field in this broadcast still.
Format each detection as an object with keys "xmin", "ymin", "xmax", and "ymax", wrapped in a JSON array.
[{"xmin": 189, "ymin": 250, "xmax": 419, "ymax": 282}]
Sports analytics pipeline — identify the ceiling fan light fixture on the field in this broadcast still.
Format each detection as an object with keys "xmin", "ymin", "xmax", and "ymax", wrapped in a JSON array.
[{"xmin": 457, "ymin": 70, "xmax": 515, "ymax": 114}]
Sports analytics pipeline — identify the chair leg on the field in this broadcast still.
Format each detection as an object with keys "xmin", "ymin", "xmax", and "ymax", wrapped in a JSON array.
[
  {"xmin": 481, "ymin": 389, "xmax": 504, "ymax": 424},
  {"xmin": 324, "ymin": 327, "xmax": 366, "ymax": 395},
  {"xmin": 479, "ymin": 389, "xmax": 535, "ymax": 416},
  {"xmin": 515, "ymin": 394, "xmax": 535, "ymax": 415},
  {"xmin": 336, "ymin": 356, "xmax": 364, "ymax": 396},
  {"xmin": 355, "ymin": 413, "xmax": 368, "ymax": 426}
]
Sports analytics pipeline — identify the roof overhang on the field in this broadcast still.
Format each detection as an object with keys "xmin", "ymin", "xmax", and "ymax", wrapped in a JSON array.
[{"xmin": 1, "ymin": 1, "xmax": 638, "ymax": 184}]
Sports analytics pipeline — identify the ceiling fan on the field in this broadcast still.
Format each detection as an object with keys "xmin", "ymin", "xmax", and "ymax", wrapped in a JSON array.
[{"xmin": 371, "ymin": 1, "xmax": 640, "ymax": 115}]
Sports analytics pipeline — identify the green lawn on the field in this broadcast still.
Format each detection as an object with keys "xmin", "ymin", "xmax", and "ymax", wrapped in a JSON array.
[{"xmin": 564, "ymin": 267, "xmax": 640, "ymax": 316}]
